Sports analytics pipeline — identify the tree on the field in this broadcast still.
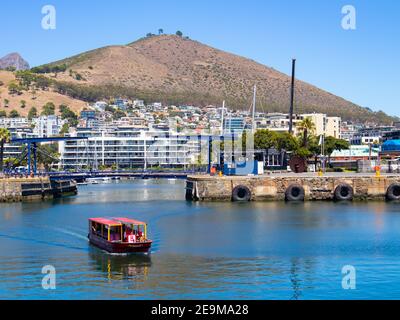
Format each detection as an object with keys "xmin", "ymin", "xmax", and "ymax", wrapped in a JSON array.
[
  {"xmin": 176, "ymin": 30, "xmax": 183, "ymax": 37},
  {"xmin": 41, "ymin": 102, "xmax": 56, "ymax": 116},
  {"xmin": 0, "ymin": 128, "xmax": 11, "ymax": 172},
  {"xmin": 324, "ymin": 136, "xmax": 350, "ymax": 162},
  {"xmin": 9, "ymin": 110, "xmax": 20, "ymax": 118},
  {"xmin": 4, "ymin": 98, "xmax": 9, "ymax": 107},
  {"xmin": 274, "ymin": 132, "xmax": 299, "ymax": 152},
  {"xmin": 0, "ymin": 110, "xmax": 6, "ymax": 118},
  {"xmin": 35, "ymin": 143, "xmax": 60, "ymax": 172},
  {"xmin": 8, "ymin": 82, "xmax": 22, "ymax": 95},
  {"xmin": 158, "ymin": 28, "xmax": 164, "ymax": 35},
  {"xmin": 20, "ymin": 100, "xmax": 26, "ymax": 108},
  {"xmin": 113, "ymin": 109, "xmax": 126, "ymax": 120},
  {"xmin": 28, "ymin": 106, "xmax": 38, "ymax": 120},
  {"xmin": 59, "ymin": 104, "xmax": 78, "ymax": 127},
  {"xmin": 254, "ymin": 129, "xmax": 279, "ymax": 150},
  {"xmin": 60, "ymin": 123, "xmax": 70, "ymax": 135},
  {"xmin": 297, "ymin": 117, "xmax": 316, "ymax": 148}
]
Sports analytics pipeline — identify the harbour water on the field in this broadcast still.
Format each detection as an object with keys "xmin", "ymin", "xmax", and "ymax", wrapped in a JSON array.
[{"xmin": 1, "ymin": 179, "xmax": 400, "ymax": 299}]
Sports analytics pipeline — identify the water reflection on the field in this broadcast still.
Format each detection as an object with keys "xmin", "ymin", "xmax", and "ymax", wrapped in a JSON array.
[{"xmin": 89, "ymin": 249, "xmax": 152, "ymax": 282}]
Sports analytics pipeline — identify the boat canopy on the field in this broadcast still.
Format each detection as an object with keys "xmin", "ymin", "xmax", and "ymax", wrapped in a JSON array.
[
  {"xmin": 89, "ymin": 218, "xmax": 122, "ymax": 226},
  {"xmin": 89, "ymin": 217, "xmax": 147, "ymax": 226},
  {"xmin": 113, "ymin": 217, "xmax": 147, "ymax": 226}
]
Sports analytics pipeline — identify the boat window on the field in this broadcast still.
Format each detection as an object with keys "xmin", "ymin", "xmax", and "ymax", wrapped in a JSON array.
[
  {"xmin": 109, "ymin": 226, "xmax": 122, "ymax": 242},
  {"xmin": 91, "ymin": 222, "xmax": 102, "ymax": 237}
]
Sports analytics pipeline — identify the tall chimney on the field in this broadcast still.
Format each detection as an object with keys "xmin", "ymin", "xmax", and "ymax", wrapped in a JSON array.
[{"xmin": 288, "ymin": 58, "xmax": 296, "ymax": 134}]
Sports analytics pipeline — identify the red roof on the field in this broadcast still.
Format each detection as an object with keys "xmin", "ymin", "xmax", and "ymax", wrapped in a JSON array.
[
  {"xmin": 89, "ymin": 217, "xmax": 146, "ymax": 226},
  {"xmin": 89, "ymin": 218, "xmax": 122, "ymax": 226},
  {"xmin": 113, "ymin": 217, "xmax": 147, "ymax": 226}
]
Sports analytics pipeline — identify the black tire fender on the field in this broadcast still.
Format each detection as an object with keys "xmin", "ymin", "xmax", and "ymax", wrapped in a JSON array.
[
  {"xmin": 334, "ymin": 183, "xmax": 354, "ymax": 201},
  {"xmin": 232, "ymin": 185, "xmax": 251, "ymax": 202},
  {"xmin": 386, "ymin": 183, "xmax": 400, "ymax": 201},
  {"xmin": 285, "ymin": 184, "xmax": 305, "ymax": 202}
]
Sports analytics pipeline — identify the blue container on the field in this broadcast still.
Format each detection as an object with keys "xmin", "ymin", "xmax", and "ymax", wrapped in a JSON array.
[
  {"xmin": 223, "ymin": 160, "xmax": 258, "ymax": 176},
  {"xmin": 382, "ymin": 140, "xmax": 400, "ymax": 152}
]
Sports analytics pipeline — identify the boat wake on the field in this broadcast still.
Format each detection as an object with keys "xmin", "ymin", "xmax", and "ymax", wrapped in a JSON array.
[{"xmin": 0, "ymin": 232, "xmax": 88, "ymax": 251}]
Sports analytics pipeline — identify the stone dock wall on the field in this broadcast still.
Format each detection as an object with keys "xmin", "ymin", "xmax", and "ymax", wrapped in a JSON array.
[
  {"xmin": 186, "ymin": 173, "xmax": 400, "ymax": 202},
  {"xmin": 0, "ymin": 177, "xmax": 77, "ymax": 203}
]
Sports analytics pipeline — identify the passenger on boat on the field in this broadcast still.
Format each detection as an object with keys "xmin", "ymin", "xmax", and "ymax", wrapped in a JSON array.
[{"xmin": 124, "ymin": 227, "xmax": 135, "ymax": 243}]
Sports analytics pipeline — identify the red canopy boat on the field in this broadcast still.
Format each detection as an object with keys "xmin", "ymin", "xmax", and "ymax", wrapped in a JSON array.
[{"xmin": 88, "ymin": 217, "xmax": 152, "ymax": 254}]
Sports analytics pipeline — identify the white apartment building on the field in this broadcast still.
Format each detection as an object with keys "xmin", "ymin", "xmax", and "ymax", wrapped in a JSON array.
[
  {"xmin": 32, "ymin": 115, "xmax": 66, "ymax": 137},
  {"xmin": 0, "ymin": 117, "xmax": 29, "ymax": 128},
  {"xmin": 59, "ymin": 128, "xmax": 203, "ymax": 170}
]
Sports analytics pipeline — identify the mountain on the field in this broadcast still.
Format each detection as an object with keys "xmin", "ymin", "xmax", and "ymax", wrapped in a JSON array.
[
  {"xmin": 0, "ymin": 53, "xmax": 30, "ymax": 71},
  {"xmin": 33, "ymin": 35, "xmax": 396, "ymax": 124}
]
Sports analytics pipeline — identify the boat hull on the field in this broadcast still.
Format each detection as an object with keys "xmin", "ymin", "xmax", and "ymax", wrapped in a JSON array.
[{"xmin": 89, "ymin": 234, "xmax": 152, "ymax": 254}]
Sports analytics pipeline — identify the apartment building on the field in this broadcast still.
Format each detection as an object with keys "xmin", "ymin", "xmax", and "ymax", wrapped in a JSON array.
[
  {"xmin": 326, "ymin": 116, "xmax": 341, "ymax": 138},
  {"xmin": 302, "ymin": 113, "xmax": 342, "ymax": 138},
  {"xmin": 59, "ymin": 128, "xmax": 203, "ymax": 169},
  {"xmin": 32, "ymin": 115, "xmax": 65, "ymax": 137}
]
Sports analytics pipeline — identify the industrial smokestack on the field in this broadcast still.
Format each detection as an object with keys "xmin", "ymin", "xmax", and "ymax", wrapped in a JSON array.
[{"xmin": 288, "ymin": 58, "xmax": 296, "ymax": 134}]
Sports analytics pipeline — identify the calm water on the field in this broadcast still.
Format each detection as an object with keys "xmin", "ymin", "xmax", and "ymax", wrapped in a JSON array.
[{"xmin": 1, "ymin": 179, "xmax": 400, "ymax": 300}]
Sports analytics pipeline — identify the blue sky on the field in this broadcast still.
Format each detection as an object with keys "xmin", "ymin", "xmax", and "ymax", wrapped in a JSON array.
[{"xmin": 1, "ymin": 0, "xmax": 399, "ymax": 116}]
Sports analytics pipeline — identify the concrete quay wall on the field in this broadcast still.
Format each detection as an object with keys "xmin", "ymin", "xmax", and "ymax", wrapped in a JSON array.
[
  {"xmin": 0, "ymin": 177, "xmax": 77, "ymax": 202},
  {"xmin": 185, "ymin": 173, "xmax": 400, "ymax": 202}
]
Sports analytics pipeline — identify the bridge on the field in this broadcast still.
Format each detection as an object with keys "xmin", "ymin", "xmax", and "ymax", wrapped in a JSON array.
[
  {"xmin": 47, "ymin": 171, "xmax": 193, "ymax": 182},
  {"xmin": 10, "ymin": 136, "xmax": 88, "ymax": 175}
]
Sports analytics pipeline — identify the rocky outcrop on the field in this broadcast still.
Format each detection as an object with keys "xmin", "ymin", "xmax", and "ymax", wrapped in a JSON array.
[{"xmin": 0, "ymin": 53, "xmax": 30, "ymax": 71}]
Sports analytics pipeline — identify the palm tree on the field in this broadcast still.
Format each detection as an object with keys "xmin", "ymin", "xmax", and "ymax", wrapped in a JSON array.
[
  {"xmin": 297, "ymin": 117, "xmax": 316, "ymax": 147},
  {"xmin": 0, "ymin": 128, "xmax": 11, "ymax": 172}
]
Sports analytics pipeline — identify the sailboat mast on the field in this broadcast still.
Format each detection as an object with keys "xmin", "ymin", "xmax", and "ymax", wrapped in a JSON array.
[
  {"xmin": 220, "ymin": 100, "xmax": 225, "ymax": 135},
  {"xmin": 252, "ymin": 85, "xmax": 257, "ymax": 133}
]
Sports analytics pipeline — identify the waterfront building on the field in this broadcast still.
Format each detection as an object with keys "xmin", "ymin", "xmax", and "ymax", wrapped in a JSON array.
[{"xmin": 58, "ymin": 127, "xmax": 203, "ymax": 170}]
